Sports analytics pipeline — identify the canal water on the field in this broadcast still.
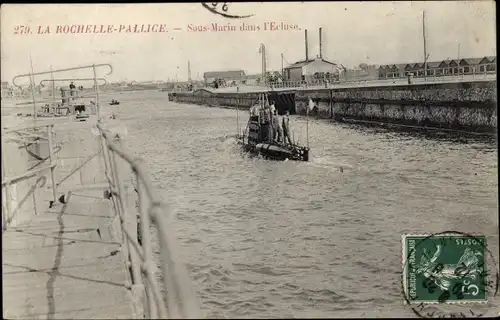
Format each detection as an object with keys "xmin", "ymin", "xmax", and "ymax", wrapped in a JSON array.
[{"xmin": 110, "ymin": 91, "xmax": 498, "ymax": 318}]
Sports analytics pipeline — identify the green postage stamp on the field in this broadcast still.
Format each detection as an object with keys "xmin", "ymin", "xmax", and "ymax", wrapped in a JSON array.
[{"xmin": 402, "ymin": 233, "xmax": 488, "ymax": 304}]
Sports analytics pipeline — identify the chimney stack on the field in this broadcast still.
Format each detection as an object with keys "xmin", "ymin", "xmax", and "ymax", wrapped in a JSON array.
[
  {"xmin": 319, "ymin": 27, "xmax": 322, "ymax": 59},
  {"xmin": 305, "ymin": 29, "xmax": 309, "ymax": 61}
]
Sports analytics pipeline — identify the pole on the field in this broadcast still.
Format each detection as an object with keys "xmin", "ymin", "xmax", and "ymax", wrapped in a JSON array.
[
  {"xmin": 457, "ymin": 43, "xmax": 460, "ymax": 60},
  {"xmin": 50, "ymin": 65, "xmax": 55, "ymax": 109},
  {"xmin": 236, "ymin": 103, "xmax": 240, "ymax": 137},
  {"xmin": 260, "ymin": 44, "xmax": 267, "ymax": 86},
  {"xmin": 319, "ymin": 27, "xmax": 322, "ymax": 59},
  {"xmin": 92, "ymin": 64, "xmax": 101, "ymax": 119},
  {"xmin": 29, "ymin": 53, "xmax": 37, "ymax": 122},
  {"xmin": 306, "ymin": 98, "xmax": 310, "ymax": 148},
  {"xmin": 2, "ymin": 150, "xmax": 12, "ymax": 229},
  {"xmin": 422, "ymin": 10, "xmax": 427, "ymax": 81},
  {"xmin": 281, "ymin": 53, "xmax": 284, "ymax": 80},
  {"xmin": 259, "ymin": 44, "xmax": 263, "ymax": 85},
  {"xmin": 305, "ymin": 29, "xmax": 309, "ymax": 61},
  {"xmin": 263, "ymin": 46, "xmax": 266, "ymax": 86},
  {"xmin": 47, "ymin": 125, "xmax": 57, "ymax": 204}
]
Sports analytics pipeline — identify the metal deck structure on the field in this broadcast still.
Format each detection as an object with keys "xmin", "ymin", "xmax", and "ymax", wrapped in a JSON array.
[{"xmin": 2, "ymin": 64, "xmax": 200, "ymax": 319}]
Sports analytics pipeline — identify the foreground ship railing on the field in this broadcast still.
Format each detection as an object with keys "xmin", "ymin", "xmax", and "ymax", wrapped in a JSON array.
[
  {"xmin": 1, "ymin": 122, "xmax": 201, "ymax": 318},
  {"xmin": 1, "ymin": 123, "xmax": 58, "ymax": 229},
  {"xmin": 97, "ymin": 122, "xmax": 201, "ymax": 319},
  {"xmin": 2, "ymin": 63, "xmax": 201, "ymax": 318}
]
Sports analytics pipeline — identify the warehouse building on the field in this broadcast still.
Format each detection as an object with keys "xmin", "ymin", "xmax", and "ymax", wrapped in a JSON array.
[
  {"xmin": 283, "ymin": 57, "xmax": 342, "ymax": 82},
  {"xmin": 378, "ymin": 56, "xmax": 496, "ymax": 79}
]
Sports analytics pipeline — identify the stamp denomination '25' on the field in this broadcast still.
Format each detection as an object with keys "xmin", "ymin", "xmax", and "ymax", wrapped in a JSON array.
[{"xmin": 402, "ymin": 234, "xmax": 488, "ymax": 304}]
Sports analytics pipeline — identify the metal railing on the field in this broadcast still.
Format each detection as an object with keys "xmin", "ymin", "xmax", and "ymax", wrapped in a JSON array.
[
  {"xmin": 11, "ymin": 63, "xmax": 112, "ymax": 120},
  {"xmin": 39, "ymin": 78, "xmax": 108, "ymax": 87},
  {"xmin": 268, "ymin": 69, "xmax": 497, "ymax": 89},
  {"xmin": 97, "ymin": 122, "xmax": 201, "ymax": 319},
  {"xmin": 1, "ymin": 123, "xmax": 58, "ymax": 230},
  {"xmin": 1, "ymin": 120, "xmax": 201, "ymax": 318},
  {"xmin": 3, "ymin": 63, "xmax": 201, "ymax": 318},
  {"xmin": 268, "ymin": 80, "xmax": 324, "ymax": 89}
]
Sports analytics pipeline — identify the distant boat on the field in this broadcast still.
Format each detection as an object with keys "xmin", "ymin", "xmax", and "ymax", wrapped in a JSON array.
[
  {"xmin": 237, "ymin": 93, "xmax": 310, "ymax": 162},
  {"xmin": 109, "ymin": 99, "xmax": 120, "ymax": 105}
]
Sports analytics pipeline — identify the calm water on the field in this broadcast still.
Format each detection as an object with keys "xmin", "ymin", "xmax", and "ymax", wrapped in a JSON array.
[{"xmin": 94, "ymin": 91, "xmax": 500, "ymax": 317}]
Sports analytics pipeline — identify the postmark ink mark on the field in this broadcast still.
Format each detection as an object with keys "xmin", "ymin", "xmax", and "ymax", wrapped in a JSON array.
[
  {"xmin": 401, "ymin": 231, "xmax": 499, "ymax": 318},
  {"xmin": 201, "ymin": 2, "xmax": 255, "ymax": 19}
]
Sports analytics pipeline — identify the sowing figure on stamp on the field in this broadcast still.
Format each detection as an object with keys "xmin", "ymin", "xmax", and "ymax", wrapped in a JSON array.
[{"xmin": 417, "ymin": 245, "xmax": 483, "ymax": 292}]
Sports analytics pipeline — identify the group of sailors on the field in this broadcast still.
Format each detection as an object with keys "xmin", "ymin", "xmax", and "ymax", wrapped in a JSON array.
[
  {"xmin": 249, "ymin": 101, "xmax": 292, "ymax": 145},
  {"xmin": 60, "ymin": 82, "xmax": 82, "ymax": 105}
]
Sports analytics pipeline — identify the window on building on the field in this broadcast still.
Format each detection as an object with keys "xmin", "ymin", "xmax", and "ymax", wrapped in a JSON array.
[{"xmin": 314, "ymin": 72, "xmax": 324, "ymax": 79}]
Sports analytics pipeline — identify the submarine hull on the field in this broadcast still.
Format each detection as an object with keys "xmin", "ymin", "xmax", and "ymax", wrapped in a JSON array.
[{"xmin": 238, "ymin": 139, "xmax": 309, "ymax": 162}]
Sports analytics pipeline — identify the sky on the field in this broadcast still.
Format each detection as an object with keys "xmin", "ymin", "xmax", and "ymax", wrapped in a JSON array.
[{"xmin": 1, "ymin": 2, "xmax": 496, "ymax": 84}]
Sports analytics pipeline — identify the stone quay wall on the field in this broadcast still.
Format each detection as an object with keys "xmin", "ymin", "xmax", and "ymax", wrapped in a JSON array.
[{"xmin": 168, "ymin": 81, "xmax": 497, "ymax": 133}]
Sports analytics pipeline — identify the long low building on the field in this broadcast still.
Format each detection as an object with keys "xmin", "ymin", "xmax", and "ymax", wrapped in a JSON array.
[
  {"xmin": 203, "ymin": 70, "xmax": 246, "ymax": 86},
  {"xmin": 378, "ymin": 56, "xmax": 496, "ymax": 79}
]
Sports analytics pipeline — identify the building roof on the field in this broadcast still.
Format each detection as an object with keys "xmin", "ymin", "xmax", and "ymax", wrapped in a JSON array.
[
  {"xmin": 379, "ymin": 56, "xmax": 496, "ymax": 70},
  {"xmin": 203, "ymin": 70, "xmax": 246, "ymax": 79},
  {"xmin": 245, "ymin": 71, "xmax": 280, "ymax": 79},
  {"xmin": 245, "ymin": 74, "xmax": 261, "ymax": 79},
  {"xmin": 395, "ymin": 63, "xmax": 410, "ymax": 70},
  {"xmin": 459, "ymin": 58, "xmax": 484, "ymax": 65},
  {"xmin": 284, "ymin": 57, "xmax": 338, "ymax": 69},
  {"xmin": 426, "ymin": 61, "xmax": 441, "ymax": 68},
  {"xmin": 439, "ymin": 59, "xmax": 456, "ymax": 66}
]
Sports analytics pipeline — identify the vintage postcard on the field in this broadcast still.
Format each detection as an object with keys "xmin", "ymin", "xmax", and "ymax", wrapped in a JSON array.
[{"xmin": 1, "ymin": 2, "xmax": 498, "ymax": 319}]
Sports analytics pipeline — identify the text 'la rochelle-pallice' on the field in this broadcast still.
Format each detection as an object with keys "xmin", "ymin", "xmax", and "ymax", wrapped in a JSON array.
[{"xmin": 13, "ymin": 24, "xmax": 169, "ymax": 35}]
